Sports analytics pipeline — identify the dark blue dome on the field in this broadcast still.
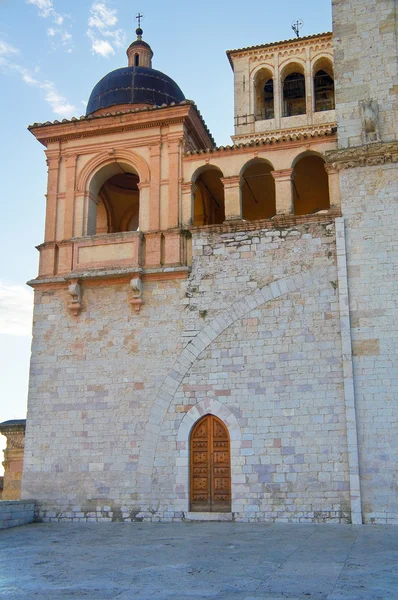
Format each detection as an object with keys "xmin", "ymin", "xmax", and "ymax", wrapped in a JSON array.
[{"xmin": 86, "ymin": 66, "xmax": 185, "ymax": 115}]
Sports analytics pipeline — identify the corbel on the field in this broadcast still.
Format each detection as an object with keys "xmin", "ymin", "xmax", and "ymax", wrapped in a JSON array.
[
  {"xmin": 67, "ymin": 278, "xmax": 82, "ymax": 316},
  {"xmin": 129, "ymin": 277, "xmax": 143, "ymax": 313}
]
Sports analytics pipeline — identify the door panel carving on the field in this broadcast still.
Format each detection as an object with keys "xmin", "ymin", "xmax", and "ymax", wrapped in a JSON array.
[{"xmin": 190, "ymin": 414, "xmax": 231, "ymax": 512}]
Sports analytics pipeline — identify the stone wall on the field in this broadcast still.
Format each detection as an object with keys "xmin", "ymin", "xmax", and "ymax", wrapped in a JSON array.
[
  {"xmin": 23, "ymin": 219, "xmax": 353, "ymax": 523},
  {"xmin": 331, "ymin": 0, "xmax": 398, "ymax": 523},
  {"xmin": 340, "ymin": 165, "xmax": 398, "ymax": 523},
  {"xmin": 333, "ymin": 0, "xmax": 397, "ymax": 148},
  {"xmin": 0, "ymin": 500, "xmax": 35, "ymax": 529}
]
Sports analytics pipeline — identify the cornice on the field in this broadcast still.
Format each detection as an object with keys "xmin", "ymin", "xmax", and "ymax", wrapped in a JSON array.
[
  {"xmin": 326, "ymin": 141, "xmax": 398, "ymax": 170},
  {"xmin": 187, "ymin": 209, "xmax": 340, "ymax": 235},
  {"xmin": 232, "ymin": 123, "xmax": 337, "ymax": 144},
  {"xmin": 28, "ymin": 101, "xmax": 215, "ymax": 149},
  {"xmin": 27, "ymin": 266, "xmax": 190, "ymax": 288},
  {"xmin": 226, "ymin": 32, "xmax": 332, "ymax": 69},
  {"xmin": 184, "ymin": 126, "xmax": 337, "ymax": 159}
]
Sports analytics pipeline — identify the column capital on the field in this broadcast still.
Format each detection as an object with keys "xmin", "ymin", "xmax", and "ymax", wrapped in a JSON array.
[
  {"xmin": 220, "ymin": 175, "xmax": 242, "ymax": 188},
  {"xmin": 271, "ymin": 168, "xmax": 295, "ymax": 182},
  {"xmin": 324, "ymin": 163, "xmax": 339, "ymax": 175},
  {"xmin": 137, "ymin": 181, "xmax": 151, "ymax": 190},
  {"xmin": 181, "ymin": 181, "xmax": 196, "ymax": 193}
]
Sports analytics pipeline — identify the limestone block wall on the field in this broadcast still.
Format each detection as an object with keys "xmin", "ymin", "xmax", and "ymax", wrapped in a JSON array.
[
  {"xmin": 331, "ymin": 0, "xmax": 398, "ymax": 524},
  {"xmin": 23, "ymin": 220, "xmax": 352, "ymax": 523},
  {"xmin": 340, "ymin": 165, "xmax": 398, "ymax": 523},
  {"xmin": 333, "ymin": 0, "xmax": 398, "ymax": 147},
  {"xmin": 22, "ymin": 277, "xmax": 188, "ymax": 515},
  {"xmin": 0, "ymin": 500, "xmax": 35, "ymax": 529}
]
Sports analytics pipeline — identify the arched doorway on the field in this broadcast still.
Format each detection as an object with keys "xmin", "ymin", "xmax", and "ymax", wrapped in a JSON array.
[{"xmin": 190, "ymin": 414, "xmax": 231, "ymax": 512}]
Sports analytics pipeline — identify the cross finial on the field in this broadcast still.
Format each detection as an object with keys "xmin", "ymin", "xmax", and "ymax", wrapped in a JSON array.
[{"xmin": 136, "ymin": 12, "xmax": 143, "ymax": 28}]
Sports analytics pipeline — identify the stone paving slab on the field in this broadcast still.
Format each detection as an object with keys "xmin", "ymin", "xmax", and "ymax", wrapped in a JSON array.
[{"xmin": 0, "ymin": 523, "xmax": 397, "ymax": 599}]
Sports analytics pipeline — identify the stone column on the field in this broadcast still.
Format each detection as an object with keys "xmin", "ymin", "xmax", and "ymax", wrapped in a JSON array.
[
  {"xmin": 221, "ymin": 176, "xmax": 242, "ymax": 221},
  {"xmin": 181, "ymin": 182, "xmax": 195, "ymax": 227},
  {"xmin": 324, "ymin": 163, "xmax": 341, "ymax": 210},
  {"xmin": 271, "ymin": 168, "xmax": 295, "ymax": 215},
  {"xmin": 273, "ymin": 51, "xmax": 281, "ymax": 129},
  {"xmin": 305, "ymin": 49, "xmax": 313, "ymax": 122},
  {"xmin": 0, "ymin": 420, "xmax": 26, "ymax": 500}
]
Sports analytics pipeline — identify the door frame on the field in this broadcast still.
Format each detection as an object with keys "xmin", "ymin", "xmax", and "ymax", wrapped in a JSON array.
[
  {"xmin": 174, "ymin": 399, "xmax": 242, "ymax": 514},
  {"xmin": 189, "ymin": 414, "xmax": 231, "ymax": 512}
]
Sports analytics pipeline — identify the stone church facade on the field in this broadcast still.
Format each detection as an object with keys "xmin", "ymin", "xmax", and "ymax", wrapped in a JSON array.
[{"xmin": 21, "ymin": 0, "xmax": 397, "ymax": 524}]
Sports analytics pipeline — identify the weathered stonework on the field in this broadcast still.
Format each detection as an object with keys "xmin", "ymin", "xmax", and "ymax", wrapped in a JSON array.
[
  {"xmin": 0, "ymin": 420, "xmax": 26, "ymax": 500},
  {"xmin": 24, "ymin": 221, "xmax": 353, "ymax": 523},
  {"xmin": 20, "ymin": 0, "xmax": 398, "ymax": 525}
]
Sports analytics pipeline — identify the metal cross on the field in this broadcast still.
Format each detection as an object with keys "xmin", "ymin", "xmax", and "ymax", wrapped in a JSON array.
[{"xmin": 136, "ymin": 13, "xmax": 144, "ymax": 27}]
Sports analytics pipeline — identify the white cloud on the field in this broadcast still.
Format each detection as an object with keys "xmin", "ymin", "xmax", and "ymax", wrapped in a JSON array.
[
  {"xmin": 87, "ymin": 1, "xmax": 126, "ymax": 57},
  {"xmin": 88, "ymin": 2, "xmax": 117, "ymax": 30},
  {"xmin": 26, "ymin": 0, "xmax": 73, "ymax": 51},
  {"xmin": 26, "ymin": 0, "xmax": 63, "ymax": 23},
  {"xmin": 0, "ymin": 40, "xmax": 19, "ymax": 57},
  {"xmin": 91, "ymin": 39, "xmax": 115, "ymax": 58},
  {"xmin": 0, "ymin": 282, "xmax": 33, "ymax": 337},
  {"xmin": 0, "ymin": 41, "xmax": 77, "ymax": 117}
]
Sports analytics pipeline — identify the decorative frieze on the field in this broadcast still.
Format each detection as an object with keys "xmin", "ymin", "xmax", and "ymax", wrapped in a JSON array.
[{"xmin": 326, "ymin": 141, "xmax": 398, "ymax": 170}]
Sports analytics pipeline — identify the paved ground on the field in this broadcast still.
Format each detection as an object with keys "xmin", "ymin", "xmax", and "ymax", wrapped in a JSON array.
[{"xmin": 0, "ymin": 523, "xmax": 397, "ymax": 599}]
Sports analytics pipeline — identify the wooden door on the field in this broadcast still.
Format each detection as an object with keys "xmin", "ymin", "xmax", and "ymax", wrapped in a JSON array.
[{"xmin": 190, "ymin": 414, "xmax": 231, "ymax": 512}]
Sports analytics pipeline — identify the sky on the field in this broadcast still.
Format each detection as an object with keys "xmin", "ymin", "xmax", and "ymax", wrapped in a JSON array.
[{"xmin": 0, "ymin": 0, "xmax": 332, "ymax": 471}]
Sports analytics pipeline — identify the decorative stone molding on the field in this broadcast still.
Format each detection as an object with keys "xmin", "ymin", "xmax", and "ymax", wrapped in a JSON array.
[
  {"xmin": 6, "ymin": 433, "xmax": 25, "ymax": 449},
  {"xmin": 129, "ymin": 277, "xmax": 143, "ymax": 313},
  {"xmin": 0, "ymin": 420, "xmax": 26, "ymax": 501},
  {"xmin": 326, "ymin": 141, "xmax": 398, "ymax": 170},
  {"xmin": 361, "ymin": 100, "xmax": 380, "ymax": 144},
  {"xmin": 67, "ymin": 279, "xmax": 82, "ymax": 316}
]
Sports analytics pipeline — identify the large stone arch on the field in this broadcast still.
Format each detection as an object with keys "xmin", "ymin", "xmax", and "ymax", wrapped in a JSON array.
[
  {"xmin": 136, "ymin": 271, "xmax": 311, "ymax": 496},
  {"xmin": 174, "ymin": 400, "xmax": 242, "ymax": 513},
  {"xmin": 76, "ymin": 149, "xmax": 150, "ymax": 193}
]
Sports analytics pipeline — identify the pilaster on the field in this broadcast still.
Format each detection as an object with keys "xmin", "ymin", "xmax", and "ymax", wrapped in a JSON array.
[
  {"xmin": 149, "ymin": 143, "xmax": 161, "ymax": 231},
  {"xmin": 271, "ymin": 168, "xmax": 294, "ymax": 215},
  {"xmin": 44, "ymin": 149, "xmax": 60, "ymax": 242},
  {"xmin": 64, "ymin": 154, "xmax": 77, "ymax": 239},
  {"xmin": 167, "ymin": 137, "xmax": 182, "ymax": 229},
  {"xmin": 324, "ymin": 163, "xmax": 341, "ymax": 210},
  {"xmin": 221, "ymin": 176, "xmax": 242, "ymax": 221},
  {"xmin": 181, "ymin": 182, "xmax": 195, "ymax": 227}
]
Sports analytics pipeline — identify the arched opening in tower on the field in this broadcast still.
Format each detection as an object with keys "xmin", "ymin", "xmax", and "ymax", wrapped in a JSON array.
[
  {"xmin": 254, "ymin": 69, "xmax": 274, "ymax": 121},
  {"xmin": 193, "ymin": 167, "xmax": 225, "ymax": 226},
  {"xmin": 293, "ymin": 154, "xmax": 330, "ymax": 215},
  {"xmin": 96, "ymin": 171, "xmax": 140, "ymax": 234},
  {"xmin": 283, "ymin": 71, "xmax": 306, "ymax": 116},
  {"xmin": 241, "ymin": 160, "xmax": 276, "ymax": 220},
  {"xmin": 314, "ymin": 68, "xmax": 335, "ymax": 112}
]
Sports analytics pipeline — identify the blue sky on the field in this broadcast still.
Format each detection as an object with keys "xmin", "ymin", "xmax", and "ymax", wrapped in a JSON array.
[{"xmin": 0, "ymin": 0, "xmax": 332, "ymax": 467}]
